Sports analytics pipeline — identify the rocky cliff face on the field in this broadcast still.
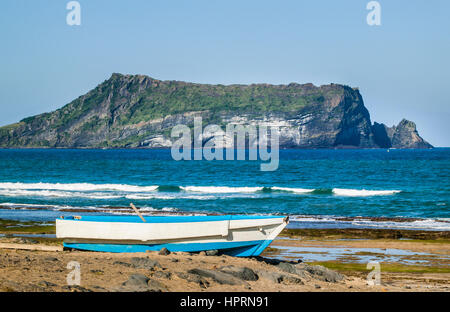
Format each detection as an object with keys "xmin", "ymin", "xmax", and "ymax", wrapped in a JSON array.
[
  {"xmin": 372, "ymin": 120, "xmax": 433, "ymax": 149},
  {"xmin": 0, "ymin": 73, "xmax": 432, "ymax": 149}
]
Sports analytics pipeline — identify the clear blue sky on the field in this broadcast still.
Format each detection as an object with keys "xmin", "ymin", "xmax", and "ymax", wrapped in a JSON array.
[{"xmin": 1, "ymin": 0, "xmax": 449, "ymax": 146}]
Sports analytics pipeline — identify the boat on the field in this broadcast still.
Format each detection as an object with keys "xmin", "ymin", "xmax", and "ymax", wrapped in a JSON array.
[{"xmin": 56, "ymin": 214, "xmax": 289, "ymax": 257}]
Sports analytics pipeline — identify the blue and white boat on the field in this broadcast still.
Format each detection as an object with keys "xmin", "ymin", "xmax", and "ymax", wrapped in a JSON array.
[{"xmin": 56, "ymin": 214, "xmax": 289, "ymax": 257}]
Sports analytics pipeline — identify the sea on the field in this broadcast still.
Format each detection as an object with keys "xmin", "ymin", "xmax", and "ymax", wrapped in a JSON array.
[{"xmin": 0, "ymin": 148, "xmax": 448, "ymax": 231}]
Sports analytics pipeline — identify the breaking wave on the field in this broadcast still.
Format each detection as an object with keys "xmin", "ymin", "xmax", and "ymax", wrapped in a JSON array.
[
  {"xmin": 0, "ymin": 182, "xmax": 158, "ymax": 192},
  {"xmin": 332, "ymin": 188, "xmax": 402, "ymax": 197},
  {"xmin": 0, "ymin": 202, "xmax": 178, "ymax": 214},
  {"xmin": 0, "ymin": 182, "xmax": 402, "ymax": 199},
  {"xmin": 271, "ymin": 187, "xmax": 315, "ymax": 194},
  {"xmin": 180, "ymin": 186, "xmax": 263, "ymax": 193}
]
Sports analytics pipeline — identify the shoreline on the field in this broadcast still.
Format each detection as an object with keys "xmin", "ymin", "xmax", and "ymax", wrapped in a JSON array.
[
  {"xmin": 3, "ymin": 205, "xmax": 444, "ymax": 223},
  {"xmin": 1, "ymin": 206, "xmax": 448, "ymax": 232},
  {"xmin": 1, "ymin": 216, "xmax": 450, "ymax": 239},
  {"xmin": 281, "ymin": 228, "xmax": 450, "ymax": 240}
]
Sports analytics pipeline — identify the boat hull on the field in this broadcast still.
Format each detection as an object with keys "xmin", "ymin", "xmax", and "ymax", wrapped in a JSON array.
[{"xmin": 57, "ymin": 215, "xmax": 288, "ymax": 257}]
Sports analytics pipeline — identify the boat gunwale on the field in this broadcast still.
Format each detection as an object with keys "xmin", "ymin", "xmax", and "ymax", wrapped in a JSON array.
[{"xmin": 58, "ymin": 215, "xmax": 287, "ymax": 223}]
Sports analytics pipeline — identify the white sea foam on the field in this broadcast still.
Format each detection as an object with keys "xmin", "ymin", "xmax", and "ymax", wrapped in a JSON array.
[
  {"xmin": 182, "ymin": 195, "xmax": 218, "ymax": 200},
  {"xmin": 0, "ymin": 189, "xmax": 122, "ymax": 199},
  {"xmin": 140, "ymin": 207, "xmax": 178, "ymax": 212},
  {"xmin": 181, "ymin": 186, "xmax": 263, "ymax": 193},
  {"xmin": 289, "ymin": 216, "xmax": 338, "ymax": 222},
  {"xmin": 0, "ymin": 202, "xmax": 180, "ymax": 215},
  {"xmin": 125, "ymin": 194, "xmax": 175, "ymax": 200},
  {"xmin": 0, "ymin": 182, "xmax": 158, "ymax": 192},
  {"xmin": 126, "ymin": 194, "xmax": 217, "ymax": 200},
  {"xmin": 271, "ymin": 187, "xmax": 315, "ymax": 193},
  {"xmin": 0, "ymin": 182, "xmax": 403, "ymax": 198},
  {"xmin": 332, "ymin": 188, "xmax": 401, "ymax": 197},
  {"xmin": 350, "ymin": 219, "xmax": 450, "ymax": 231},
  {"xmin": 0, "ymin": 202, "xmax": 60, "ymax": 208},
  {"xmin": 182, "ymin": 186, "xmax": 400, "ymax": 196},
  {"xmin": 289, "ymin": 215, "xmax": 450, "ymax": 231},
  {"xmin": 0, "ymin": 188, "xmax": 217, "ymax": 200}
]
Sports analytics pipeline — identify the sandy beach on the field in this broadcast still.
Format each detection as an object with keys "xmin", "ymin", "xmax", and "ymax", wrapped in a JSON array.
[{"xmin": 0, "ymin": 219, "xmax": 448, "ymax": 292}]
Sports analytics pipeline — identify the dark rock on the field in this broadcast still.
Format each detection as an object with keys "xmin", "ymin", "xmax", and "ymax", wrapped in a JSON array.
[
  {"xmin": 175, "ymin": 272, "xmax": 210, "ymax": 289},
  {"xmin": 256, "ymin": 270, "xmax": 303, "ymax": 285},
  {"xmin": 297, "ymin": 264, "xmax": 345, "ymax": 283},
  {"xmin": 43, "ymin": 256, "xmax": 59, "ymax": 262},
  {"xmin": 282, "ymin": 275, "xmax": 304, "ymax": 285},
  {"xmin": 130, "ymin": 257, "xmax": 162, "ymax": 270},
  {"xmin": 37, "ymin": 280, "xmax": 57, "ymax": 288},
  {"xmin": 90, "ymin": 269, "xmax": 104, "ymax": 275},
  {"xmin": 147, "ymin": 279, "xmax": 167, "ymax": 292},
  {"xmin": 91, "ymin": 285, "xmax": 107, "ymax": 291},
  {"xmin": 153, "ymin": 271, "xmax": 172, "ymax": 279},
  {"xmin": 390, "ymin": 119, "xmax": 433, "ymax": 148},
  {"xmin": 62, "ymin": 285, "xmax": 92, "ymax": 292},
  {"xmin": 158, "ymin": 248, "xmax": 170, "ymax": 255},
  {"xmin": 113, "ymin": 261, "xmax": 132, "ymax": 267},
  {"xmin": 275, "ymin": 261, "xmax": 344, "ymax": 283},
  {"xmin": 123, "ymin": 274, "xmax": 149, "ymax": 287},
  {"xmin": 277, "ymin": 262, "xmax": 297, "ymax": 274},
  {"xmin": 219, "ymin": 266, "xmax": 258, "ymax": 281},
  {"xmin": 13, "ymin": 237, "xmax": 39, "ymax": 244},
  {"xmin": 372, "ymin": 122, "xmax": 392, "ymax": 148},
  {"xmin": 117, "ymin": 274, "xmax": 150, "ymax": 292},
  {"xmin": 188, "ymin": 268, "xmax": 246, "ymax": 286},
  {"xmin": 118, "ymin": 273, "xmax": 168, "ymax": 292},
  {"xmin": 252, "ymin": 256, "xmax": 284, "ymax": 266},
  {"xmin": 277, "ymin": 262, "xmax": 309, "ymax": 279},
  {"xmin": 372, "ymin": 119, "xmax": 432, "ymax": 149}
]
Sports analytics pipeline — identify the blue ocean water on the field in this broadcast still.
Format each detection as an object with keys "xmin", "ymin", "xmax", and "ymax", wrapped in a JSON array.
[{"xmin": 0, "ymin": 148, "xmax": 448, "ymax": 230}]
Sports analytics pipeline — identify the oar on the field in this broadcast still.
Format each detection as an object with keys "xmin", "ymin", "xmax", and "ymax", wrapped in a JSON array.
[{"xmin": 130, "ymin": 203, "xmax": 146, "ymax": 222}]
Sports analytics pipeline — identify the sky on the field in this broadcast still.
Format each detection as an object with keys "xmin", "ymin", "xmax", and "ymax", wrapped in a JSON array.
[{"xmin": 0, "ymin": 0, "xmax": 449, "ymax": 146}]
